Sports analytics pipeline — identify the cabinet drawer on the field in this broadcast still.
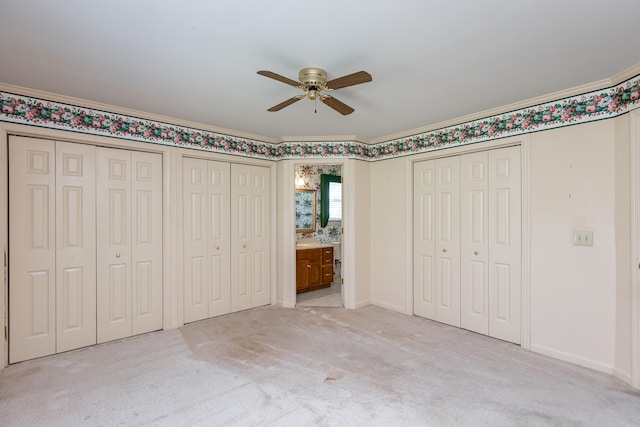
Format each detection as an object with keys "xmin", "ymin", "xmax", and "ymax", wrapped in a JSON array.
[
  {"xmin": 296, "ymin": 248, "xmax": 320, "ymax": 260},
  {"xmin": 321, "ymin": 265, "xmax": 333, "ymax": 284}
]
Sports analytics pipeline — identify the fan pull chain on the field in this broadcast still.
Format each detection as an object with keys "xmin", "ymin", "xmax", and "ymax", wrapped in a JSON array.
[{"xmin": 315, "ymin": 97, "xmax": 317, "ymax": 114}]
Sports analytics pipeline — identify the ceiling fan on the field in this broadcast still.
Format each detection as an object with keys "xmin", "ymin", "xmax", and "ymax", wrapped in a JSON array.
[{"xmin": 257, "ymin": 67, "xmax": 372, "ymax": 115}]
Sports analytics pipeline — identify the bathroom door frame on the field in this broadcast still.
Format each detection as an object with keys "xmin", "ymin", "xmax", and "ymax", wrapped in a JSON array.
[{"xmin": 281, "ymin": 158, "xmax": 352, "ymax": 309}]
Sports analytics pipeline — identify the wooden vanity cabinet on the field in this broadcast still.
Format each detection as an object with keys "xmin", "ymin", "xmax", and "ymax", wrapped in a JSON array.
[{"xmin": 296, "ymin": 246, "xmax": 333, "ymax": 293}]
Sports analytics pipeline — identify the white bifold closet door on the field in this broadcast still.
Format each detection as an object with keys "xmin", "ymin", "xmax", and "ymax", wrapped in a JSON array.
[
  {"xmin": 413, "ymin": 156, "xmax": 461, "ymax": 327},
  {"xmin": 9, "ymin": 138, "xmax": 96, "ymax": 362},
  {"xmin": 414, "ymin": 146, "xmax": 521, "ymax": 344},
  {"xmin": 460, "ymin": 147, "xmax": 521, "ymax": 343},
  {"xmin": 487, "ymin": 147, "xmax": 521, "ymax": 343},
  {"xmin": 96, "ymin": 147, "xmax": 163, "ymax": 344},
  {"xmin": 9, "ymin": 138, "xmax": 162, "ymax": 363},
  {"xmin": 183, "ymin": 160, "xmax": 270, "ymax": 323},
  {"xmin": 183, "ymin": 158, "xmax": 231, "ymax": 323},
  {"xmin": 230, "ymin": 164, "xmax": 271, "ymax": 312}
]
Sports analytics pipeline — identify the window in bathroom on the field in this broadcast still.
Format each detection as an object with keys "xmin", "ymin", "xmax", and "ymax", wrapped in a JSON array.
[
  {"xmin": 328, "ymin": 181, "xmax": 342, "ymax": 221},
  {"xmin": 320, "ymin": 174, "xmax": 341, "ymax": 227}
]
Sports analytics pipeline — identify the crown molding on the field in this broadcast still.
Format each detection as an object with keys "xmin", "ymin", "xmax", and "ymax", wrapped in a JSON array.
[
  {"xmin": 0, "ymin": 82, "xmax": 277, "ymax": 144},
  {"xmin": 278, "ymin": 135, "xmax": 370, "ymax": 144},
  {"xmin": 611, "ymin": 63, "xmax": 640, "ymax": 86}
]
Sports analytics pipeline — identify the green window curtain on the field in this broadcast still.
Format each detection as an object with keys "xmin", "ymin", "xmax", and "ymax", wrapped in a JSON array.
[{"xmin": 320, "ymin": 174, "xmax": 341, "ymax": 227}]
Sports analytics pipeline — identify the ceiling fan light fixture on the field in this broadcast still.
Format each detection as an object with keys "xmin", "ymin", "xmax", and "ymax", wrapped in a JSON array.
[{"xmin": 258, "ymin": 67, "xmax": 372, "ymax": 115}]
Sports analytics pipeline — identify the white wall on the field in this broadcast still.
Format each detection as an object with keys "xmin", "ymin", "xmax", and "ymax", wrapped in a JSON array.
[
  {"xmin": 614, "ymin": 114, "xmax": 632, "ymax": 381},
  {"xmin": 370, "ymin": 157, "xmax": 409, "ymax": 313},
  {"xmin": 349, "ymin": 159, "xmax": 371, "ymax": 307},
  {"xmin": 529, "ymin": 120, "xmax": 617, "ymax": 372}
]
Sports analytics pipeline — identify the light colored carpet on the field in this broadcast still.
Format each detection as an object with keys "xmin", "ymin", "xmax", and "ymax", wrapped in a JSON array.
[
  {"xmin": 296, "ymin": 283, "xmax": 342, "ymax": 307},
  {"xmin": 1, "ymin": 305, "xmax": 639, "ymax": 426}
]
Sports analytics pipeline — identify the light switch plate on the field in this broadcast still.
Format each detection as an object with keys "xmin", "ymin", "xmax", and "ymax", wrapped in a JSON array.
[{"xmin": 573, "ymin": 231, "xmax": 594, "ymax": 246}]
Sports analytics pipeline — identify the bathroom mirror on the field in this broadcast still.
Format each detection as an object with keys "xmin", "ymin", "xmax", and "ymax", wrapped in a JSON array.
[{"xmin": 295, "ymin": 189, "xmax": 316, "ymax": 233}]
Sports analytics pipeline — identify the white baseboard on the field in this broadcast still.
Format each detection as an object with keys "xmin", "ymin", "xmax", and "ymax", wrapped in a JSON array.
[
  {"xmin": 370, "ymin": 299, "xmax": 408, "ymax": 314},
  {"xmin": 353, "ymin": 299, "xmax": 371, "ymax": 309},
  {"xmin": 530, "ymin": 343, "xmax": 614, "ymax": 375},
  {"xmin": 280, "ymin": 300, "xmax": 296, "ymax": 308},
  {"xmin": 613, "ymin": 367, "xmax": 633, "ymax": 386}
]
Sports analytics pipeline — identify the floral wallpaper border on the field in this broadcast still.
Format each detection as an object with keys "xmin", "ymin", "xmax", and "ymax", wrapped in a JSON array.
[{"xmin": 1, "ymin": 73, "xmax": 639, "ymax": 161}]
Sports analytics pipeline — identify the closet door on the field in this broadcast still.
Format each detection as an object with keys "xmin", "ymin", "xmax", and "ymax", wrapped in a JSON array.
[
  {"xmin": 131, "ymin": 151, "xmax": 163, "ymax": 335},
  {"xmin": 183, "ymin": 158, "xmax": 231, "ymax": 322},
  {"xmin": 9, "ymin": 137, "xmax": 56, "ymax": 363},
  {"xmin": 434, "ymin": 156, "xmax": 461, "ymax": 327},
  {"xmin": 96, "ymin": 148, "xmax": 163, "ymax": 342},
  {"xmin": 96, "ymin": 148, "xmax": 132, "ymax": 343},
  {"xmin": 183, "ymin": 158, "xmax": 209, "ymax": 322},
  {"xmin": 230, "ymin": 164, "xmax": 270, "ymax": 312},
  {"xmin": 413, "ymin": 160, "xmax": 436, "ymax": 319},
  {"xmin": 56, "ymin": 142, "xmax": 97, "ymax": 352},
  {"xmin": 460, "ymin": 152, "xmax": 489, "ymax": 335},
  {"xmin": 488, "ymin": 146, "xmax": 521, "ymax": 344},
  {"xmin": 207, "ymin": 161, "xmax": 231, "ymax": 317}
]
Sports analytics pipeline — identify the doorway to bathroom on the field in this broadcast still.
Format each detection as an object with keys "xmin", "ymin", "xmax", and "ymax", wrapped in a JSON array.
[{"xmin": 294, "ymin": 163, "xmax": 343, "ymax": 307}]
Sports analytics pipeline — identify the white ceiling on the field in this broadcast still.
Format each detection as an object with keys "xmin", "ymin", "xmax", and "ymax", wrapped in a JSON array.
[{"xmin": 1, "ymin": 1, "xmax": 640, "ymax": 142}]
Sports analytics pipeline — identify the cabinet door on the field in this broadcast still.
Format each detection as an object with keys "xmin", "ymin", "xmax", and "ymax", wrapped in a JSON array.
[
  {"xmin": 96, "ymin": 147, "xmax": 132, "ymax": 343},
  {"xmin": 296, "ymin": 256, "xmax": 310, "ymax": 291},
  {"xmin": 488, "ymin": 146, "xmax": 521, "ymax": 344},
  {"xmin": 309, "ymin": 256, "xmax": 322, "ymax": 287},
  {"xmin": 435, "ymin": 156, "xmax": 460, "ymax": 327},
  {"xmin": 9, "ymin": 137, "xmax": 56, "ymax": 363},
  {"xmin": 56, "ymin": 142, "xmax": 97, "ymax": 352},
  {"xmin": 413, "ymin": 160, "xmax": 436, "ymax": 319},
  {"xmin": 460, "ymin": 151, "xmax": 489, "ymax": 335}
]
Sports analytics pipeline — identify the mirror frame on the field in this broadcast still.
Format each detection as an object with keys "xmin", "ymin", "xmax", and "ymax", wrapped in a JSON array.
[{"xmin": 295, "ymin": 189, "xmax": 316, "ymax": 233}]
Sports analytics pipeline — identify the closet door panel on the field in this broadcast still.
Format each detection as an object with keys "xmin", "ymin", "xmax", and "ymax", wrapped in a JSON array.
[
  {"xmin": 131, "ymin": 151, "xmax": 162, "ymax": 335},
  {"xmin": 9, "ymin": 137, "xmax": 56, "ymax": 363},
  {"xmin": 460, "ymin": 152, "xmax": 489, "ymax": 335},
  {"xmin": 183, "ymin": 158, "xmax": 209, "ymax": 323},
  {"xmin": 250, "ymin": 166, "xmax": 270, "ymax": 307},
  {"xmin": 435, "ymin": 157, "xmax": 460, "ymax": 327},
  {"xmin": 231, "ymin": 164, "xmax": 252, "ymax": 312},
  {"xmin": 413, "ymin": 160, "xmax": 436, "ymax": 319},
  {"xmin": 56, "ymin": 142, "xmax": 97, "ymax": 352},
  {"xmin": 488, "ymin": 146, "xmax": 521, "ymax": 344},
  {"xmin": 208, "ymin": 161, "xmax": 231, "ymax": 317},
  {"xmin": 97, "ymin": 148, "xmax": 132, "ymax": 343}
]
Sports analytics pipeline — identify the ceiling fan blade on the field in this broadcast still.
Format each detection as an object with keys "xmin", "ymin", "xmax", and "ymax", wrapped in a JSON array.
[
  {"xmin": 267, "ymin": 96, "xmax": 303, "ymax": 112},
  {"xmin": 326, "ymin": 71, "xmax": 372, "ymax": 90},
  {"xmin": 321, "ymin": 96, "xmax": 355, "ymax": 115},
  {"xmin": 257, "ymin": 70, "xmax": 301, "ymax": 87}
]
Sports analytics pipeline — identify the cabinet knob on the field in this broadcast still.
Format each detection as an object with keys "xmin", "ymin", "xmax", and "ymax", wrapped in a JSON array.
[
  {"xmin": 116, "ymin": 253, "xmax": 121, "ymax": 258},
  {"xmin": 307, "ymin": 264, "xmax": 311, "ymax": 268},
  {"xmin": 243, "ymin": 244, "xmax": 247, "ymax": 249},
  {"xmin": 442, "ymin": 248, "xmax": 447, "ymax": 253},
  {"xmin": 216, "ymin": 246, "xmax": 220, "ymax": 250},
  {"xmin": 474, "ymin": 250, "xmax": 479, "ymax": 255}
]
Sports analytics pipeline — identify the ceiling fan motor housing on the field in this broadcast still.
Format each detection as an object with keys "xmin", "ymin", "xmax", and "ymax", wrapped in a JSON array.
[
  {"xmin": 298, "ymin": 67, "xmax": 328, "ymax": 86},
  {"xmin": 299, "ymin": 68, "xmax": 328, "ymax": 100}
]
